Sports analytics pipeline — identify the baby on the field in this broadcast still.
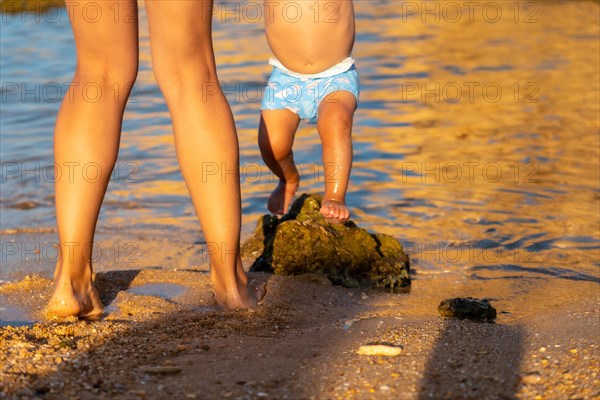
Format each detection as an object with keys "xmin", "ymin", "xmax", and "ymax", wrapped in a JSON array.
[{"xmin": 260, "ymin": 0, "xmax": 358, "ymax": 223}]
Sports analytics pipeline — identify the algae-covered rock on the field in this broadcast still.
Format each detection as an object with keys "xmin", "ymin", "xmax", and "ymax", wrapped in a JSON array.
[
  {"xmin": 241, "ymin": 214, "xmax": 279, "ymax": 259},
  {"xmin": 438, "ymin": 297, "xmax": 497, "ymax": 321},
  {"xmin": 241, "ymin": 194, "xmax": 410, "ymax": 290}
]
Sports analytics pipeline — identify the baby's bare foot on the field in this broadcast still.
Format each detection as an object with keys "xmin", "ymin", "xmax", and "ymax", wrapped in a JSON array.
[
  {"xmin": 320, "ymin": 199, "xmax": 350, "ymax": 223},
  {"xmin": 268, "ymin": 179, "xmax": 299, "ymax": 215},
  {"xmin": 48, "ymin": 278, "xmax": 103, "ymax": 319}
]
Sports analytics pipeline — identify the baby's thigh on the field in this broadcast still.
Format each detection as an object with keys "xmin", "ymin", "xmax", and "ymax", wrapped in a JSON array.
[
  {"xmin": 318, "ymin": 91, "xmax": 358, "ymax": 121},
  {"xmin": 259, "ymin": 109, "xmax": 301, "ymax": 151}
]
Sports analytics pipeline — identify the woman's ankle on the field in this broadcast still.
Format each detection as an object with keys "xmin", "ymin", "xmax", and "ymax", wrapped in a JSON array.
[{"xmin": 54, "ymin": 261, "xmax": 94, "ymax": 285}]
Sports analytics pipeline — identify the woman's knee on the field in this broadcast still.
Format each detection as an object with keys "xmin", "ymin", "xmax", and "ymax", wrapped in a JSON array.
[
  {"xmin": 74, "ymin": 58, "xmax": 138, "ymax": 102},
  {"xmin": 77, "ymin": 52, "xmax": 138, "ymax": 79},
  {"xmin": 152, "ymin": 57, "xmax": 217, "ymax": 99}
]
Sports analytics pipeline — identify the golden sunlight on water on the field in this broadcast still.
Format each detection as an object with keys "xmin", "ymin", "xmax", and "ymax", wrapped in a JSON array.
[{"xmin": 0, "ymin": 1, "xmax": 598, "ymax": 316}]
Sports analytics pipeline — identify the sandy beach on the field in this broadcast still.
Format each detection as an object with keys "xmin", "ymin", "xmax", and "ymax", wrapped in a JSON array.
[
  {"xmin": 1, "ymin": 265, "xmax": 598, "ymax": 399},
  {"xmin": 1, "ymin": 0, "xmax": 599, "ymax": 398}
]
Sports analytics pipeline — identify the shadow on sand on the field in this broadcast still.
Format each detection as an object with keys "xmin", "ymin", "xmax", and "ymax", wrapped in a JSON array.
[
  {"xmin": 417, "ymin": 319, "xmax": 524, "ymax": 399},
  {"xmin": 94, "ymin": 270, "xmax": 140, "ymax": 307}
]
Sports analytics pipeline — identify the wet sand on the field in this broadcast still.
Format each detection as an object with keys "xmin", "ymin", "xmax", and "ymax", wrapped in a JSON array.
[{"xmin": 1, "ymin": 268, "xmax": 598, "ymax": 399}]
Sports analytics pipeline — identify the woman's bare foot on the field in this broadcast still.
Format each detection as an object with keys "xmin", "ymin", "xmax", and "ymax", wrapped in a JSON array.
[
  {"xmin": 211, "ymin": 263, "xmax": 266, "ymax": 310},
  {"xmin": 320, "ymin": 199, "xmax": 350, "ymax": 223},
  {"xmin": 211, "ymin": 278, "xmax": 267, "ymax": 310},
  {"xmin": 268, "ymin": 179, "xmax": 299, "ymax": 215},
  {"xmin": 48, "ymin": 270, "xmax": 103, "ymax": 319}
]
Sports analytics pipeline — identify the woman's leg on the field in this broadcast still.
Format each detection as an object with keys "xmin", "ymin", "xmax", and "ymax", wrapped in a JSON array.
[
  {"xmin": 49, "ymin": 0, "xmax": 139, "ymax": 317},
  {"xmin": 258, "ymin": 109, "xmax": 301, "ymax": 214},
  {"xmin": 144, "ymin": 0, "xmax": 264, "ymax": 309}
]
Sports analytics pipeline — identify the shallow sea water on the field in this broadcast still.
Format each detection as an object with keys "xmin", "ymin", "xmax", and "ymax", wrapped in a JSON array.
[{"xmin": 1, "ymin": 2, "xmax": 598, "ymax": 320}]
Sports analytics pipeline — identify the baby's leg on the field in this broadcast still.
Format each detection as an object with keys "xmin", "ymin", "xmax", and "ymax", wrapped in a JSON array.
[
  {"xmin": 258, "ymin": 110, "xmax": 301, "ymax": 215},
  {"xmin": 49, "ymin": 0, "xmax": 139, "ymax": 318},
  {"xmin": 317, "ymin": 91, "xmax": 357, "ymax": 222}
]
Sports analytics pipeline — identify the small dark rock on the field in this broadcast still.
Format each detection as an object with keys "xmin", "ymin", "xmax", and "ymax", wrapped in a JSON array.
[{"xmin": 438, "ymin": 297, "xmax": 497, "ymax": 321}]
